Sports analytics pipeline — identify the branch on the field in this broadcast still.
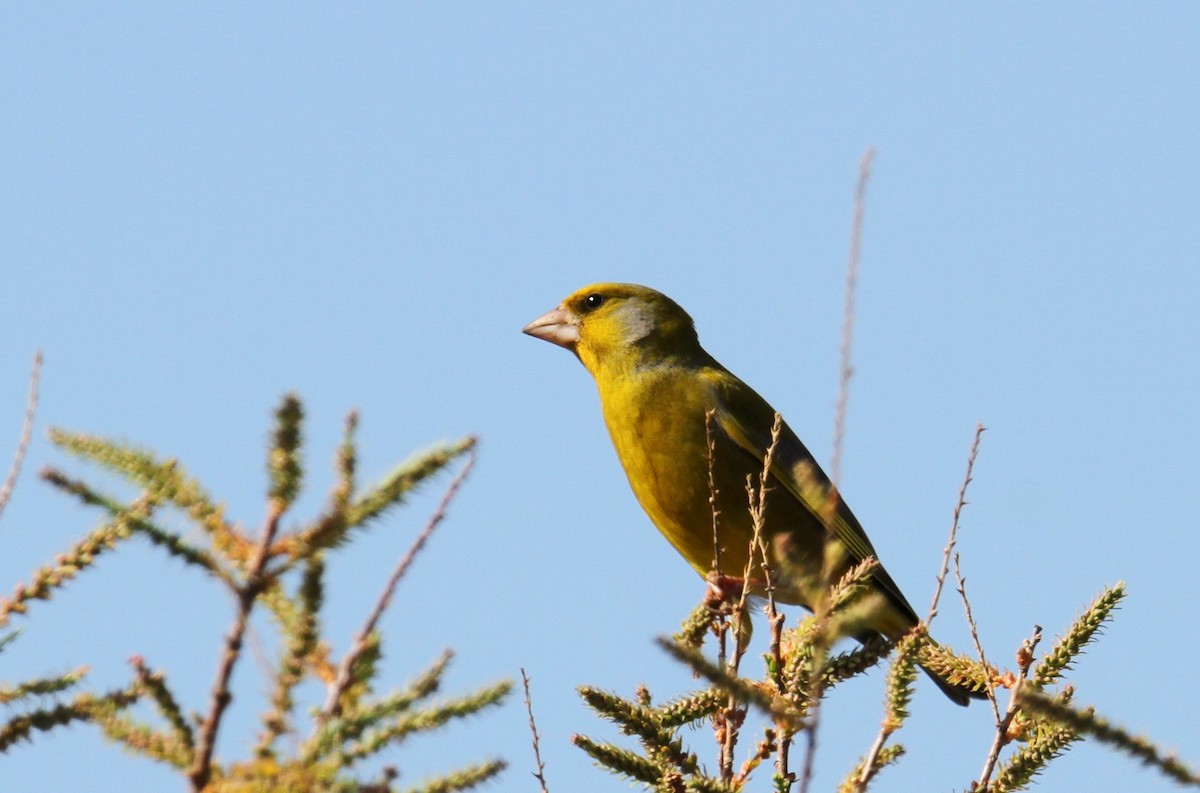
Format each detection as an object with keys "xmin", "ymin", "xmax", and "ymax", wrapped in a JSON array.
[
  {"xmin": 0, "ymin": 503, "xmax": 144, "ymax": 629},
  {"xmin": 1017, "ymin": 690, "xmax": 1200, "ymax": 787},
  {"xmin": 927, "ymin": 422, "xmax": 985, "ymax": 624},
  {"xmin": 852, "ymin": 630, "xmax": 923, "ymax": 790},
  {"xmin": 829, "ymin": 149, "xmax": 872, "ymax": 489},
  {"xmin": 0, "ymin": 350, "xmax": 41, "ymax": 525},
  {"xmin": 801, "ymin": 145, "xmax": 874, "ymax": 793},
  {"xmin": 320, "ymin": 451, "xmax": 476, "ymax": 719},
  {"xmin": 187, "ymin": 498, "xmax": 286, "ymax": 790},
  {"xmin": 655, "ymin": 637, "xmax": 804, "ymax": 731},
  {"xmin": 976, "ymin": 626, "xmax": 1041, "ymax": 789},
  {"xmin": 956, "ymin": 549, "xmax": 1002, "ymax": 723},
  {"xmin": 521, "ymin": 669, "xmax": 550, "ymax": 793}
]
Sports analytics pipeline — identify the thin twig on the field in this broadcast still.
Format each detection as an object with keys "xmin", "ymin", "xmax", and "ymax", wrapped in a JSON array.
[
  {"xmin": 704, "ymin": 408, "xmax": 737, "ymax": 781},
  {"xmin": 706, "ymin": 408, "xmax": 722, "ymax": 581},
  {"xmin": 320, "ymin": 451, "xmax": 476, "ymax": 719},
  {"xmin": 736, "ymin": 413, "xmax": 783, "ymax": 632},
  {"xmin": 798, "ymin": 535, "xmax": 835, "ymax": 793},
  {"xmin": 712, "ymin": 413, "xmax": 784, "ymax": 783},
  {"xmin": 857, "ymin": 726, "xmax": 891, "ymax": 790},
  {"xmin": 521, "ymin": 668, "xmax": 550, "ymax": 793},
  {"xmin": 854, "ymin": 627, "xmax": 921, "ymax": 789},
  {"xmin": 829, "ymin": 148, "xmax": 872, "ymax": 489},
  {"xmin": 955, "ymin": 551, "xmax": 1001, "ymax": 724},
  {"xmin": 977, "ymin": 626, "xmax": 1042, "ymax": 788},
  {"xmin": 0, "ymin": 351, "xmax": 42, "ymax": 525},
  {"xmin": 927, "ymin": 423, "xmax": 985, "ymax": 625},
  {"xmin": 745, "ymin": 415, "xmax": 792, "ymax": 785},
  {"xmin": 856, "ymin": 423, "xmax": 987, "ymax": 787},
  {"xmin": 188, "ymin": 498, "xmax": 286, "ymax": 790},
  {"xmin": 799, "ymin": 146, "xmax": 875, "ymax": 793}
]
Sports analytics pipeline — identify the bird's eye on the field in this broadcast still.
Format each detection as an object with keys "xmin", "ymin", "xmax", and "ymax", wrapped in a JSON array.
[{"xmin": 582, "ymin": 293, "xmax": 606, "ymax": 311}]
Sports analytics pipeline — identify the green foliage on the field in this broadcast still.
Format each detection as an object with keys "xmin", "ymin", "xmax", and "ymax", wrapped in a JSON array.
[
  {"xmin": 0, "ymin": 670, "xmax": 140, "ymax": 753},
  {"xmin": 820, "ymin": 635, "xmax": 891, "ymax": 691},
  {"xmin": 0, "ymin": 395, "xmax": 509, "ymax": 792},
  {"xmin": 1013, "ymin": 688, "xmax": 1199, "ymax": 788},
  {"xmin": 880, "ymin": 632, "xmax": 920, "ymax": 731},
  {"xmin": 2, "ymin": 369, "xmax": 1195, "ymax": 792},
  {"xmin": 267, "ymin": 394, "xmax": 305, "ymax": 510},
  {"xmin": 576, "ymin": 579, "xmax": 1199, "ymax": 792},
  {"xmin": 839, "ymin": 745, "xmax": 904, "ymax": 793},
  {"xmin": 0, "ymin": 662, "xmax": 88, "ymax": 703},
  {"xmin": 987, "ymin": 719, "xmax": 1078, "ymax": 792},
  {"xmin": 1032, "ymin": 582, "xmax": 1124, "ymax": 688},
  {"xmin": 914, "ymin": 640, "xmax": 992, "ymax": 697},
  {"xmin": 0, "ymin": 505, "xmax": 143, "ymax": 625}
]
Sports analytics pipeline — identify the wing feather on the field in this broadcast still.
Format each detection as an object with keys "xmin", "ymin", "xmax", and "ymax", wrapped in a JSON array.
[{"xmin": 709, "ymin": 377, "xmax": 919, "ymax": 623}]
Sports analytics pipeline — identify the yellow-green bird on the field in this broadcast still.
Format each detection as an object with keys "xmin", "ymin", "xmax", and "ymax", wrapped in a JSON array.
[{"xmin": 524, "ymin": 282, "xmax": 982, "ymax": 706}]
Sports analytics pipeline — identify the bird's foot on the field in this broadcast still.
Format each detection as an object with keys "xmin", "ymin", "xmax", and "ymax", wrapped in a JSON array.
[
  {"xmin": 704, "ymin": 573, "xmax": 769, "ymax": 609},
  {"xmin": 704, "ymin": 572, "xmax": 745, "ymax": 609}
]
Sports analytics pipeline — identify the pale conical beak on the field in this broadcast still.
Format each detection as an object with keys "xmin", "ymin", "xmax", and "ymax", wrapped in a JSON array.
[{"xmin": 522, "ymin": 306, "xmax": 580, "ymax": 349}]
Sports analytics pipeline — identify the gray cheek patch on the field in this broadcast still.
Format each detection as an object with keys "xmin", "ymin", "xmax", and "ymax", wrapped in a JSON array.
[{"xmin": 614, "ymin": 303, "xmax": 655, "ymax": 345}]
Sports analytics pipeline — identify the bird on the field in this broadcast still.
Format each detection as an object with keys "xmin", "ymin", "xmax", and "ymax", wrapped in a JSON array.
[{"xmin": 523, "ymin": 282, "xmax": 983, "ymax": 706}]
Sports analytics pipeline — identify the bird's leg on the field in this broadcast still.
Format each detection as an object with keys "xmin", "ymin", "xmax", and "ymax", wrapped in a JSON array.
[
  {"xmin": 704, "ymin": 572, "xmax": 769, "ymax": 608},
  {"xmin": 705, "ymin": 572, "xmax": 757, "ymax": 667},
  {"xmin": 704, "ymin": 572, "xmax": 744, "ymax": 610}
]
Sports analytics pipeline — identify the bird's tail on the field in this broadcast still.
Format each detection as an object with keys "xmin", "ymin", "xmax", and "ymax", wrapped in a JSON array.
[
  {"xmin": 920, "ymin": 660, "xmax": 989, "ymax": 707},
  {"xmin": 858, "ymin": 626, "xmax": 989, "ymax": 706}
]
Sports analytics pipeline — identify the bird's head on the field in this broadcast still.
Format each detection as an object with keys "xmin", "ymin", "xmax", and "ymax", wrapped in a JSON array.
[{"xmin": 523, "ymin": 283, "xmax": 702, "ymax": 376}]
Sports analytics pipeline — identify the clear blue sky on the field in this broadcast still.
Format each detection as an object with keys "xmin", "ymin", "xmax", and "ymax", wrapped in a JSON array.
[{"xmin": 2, "ymin": 5, "xmax": 1197, "ymax": 792}]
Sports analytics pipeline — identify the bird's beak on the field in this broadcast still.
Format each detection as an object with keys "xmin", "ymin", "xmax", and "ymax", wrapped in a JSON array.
[{"xmin": 523, "ymin": 306, "xmax": 580, "ymax": 349}]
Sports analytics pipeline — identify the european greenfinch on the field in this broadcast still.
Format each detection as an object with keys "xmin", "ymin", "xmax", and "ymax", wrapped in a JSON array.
[{"xmin": 524, "ymin": 283, "xmax": 982, "ymax": 706}]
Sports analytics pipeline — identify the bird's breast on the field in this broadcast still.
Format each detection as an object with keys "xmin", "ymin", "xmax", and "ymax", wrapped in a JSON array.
[{"xmin": 597, "ymin": 368, "xmax": 733, "ymax": 575}]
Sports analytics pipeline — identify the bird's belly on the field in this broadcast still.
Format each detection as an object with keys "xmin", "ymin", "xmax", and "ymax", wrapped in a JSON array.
[{"xmin": 606, "ymin": 404, "xmax": 726, "ymax": 577}]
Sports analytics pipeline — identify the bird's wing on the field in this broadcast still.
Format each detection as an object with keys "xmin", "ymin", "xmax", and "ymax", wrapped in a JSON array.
[{"xmin": 710, "ymin": 375, "xmax": 919, "ymax": 621}]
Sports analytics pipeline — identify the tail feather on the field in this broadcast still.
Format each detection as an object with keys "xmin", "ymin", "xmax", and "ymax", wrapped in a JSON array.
[
  {"xmin": 857, "ymin": 627, "xmax": 990, "ymax": 707},
  {"xmin": 922, "ymin": 663, "xmax": 988, "ymax": 707}
]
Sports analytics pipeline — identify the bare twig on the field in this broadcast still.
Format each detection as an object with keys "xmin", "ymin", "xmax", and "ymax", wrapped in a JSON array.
[
  {"xmin": 736, "ymin": 413, "xmax": 783, "ymax": 631},
  {"xmin": 707, "ymin": 413, "xmax": 786, "ymax": 783},
  {"xmin": 320, "ymin": 451, "xmax": 476, "ymax": 719},
  {"xmin": 829, "ymin": 148, "xmax": 873, "ymax": 489},
  {"xmin": 927, "ymin": 423, "xmax": 985, "ymax": 625},
  {"xmin": 521, "ymin": 668, "xmax": 550, "ymax": 793},
  {"xmin": 745, "ymin": 415, "xmax": 792, "ymax": 785},
  {"xmin": 855, "ymin": 422, "xmax": 987, "ymax": 788},
  {"xmin": 857, "ymin": 727, "xmax": 891, "ymax": 790},
  {"xmin": 955, "ymin": 551, "xmax": 1001, "ymax": 724},
  {"xmin": 800, "ymin": 146, "xmax": 875, "ymax": 793},
  {"xmin": 704, "ymin": 408, "xmax": 738, "ymax": 781},
  {"xmin": 977, "ymin": 626, "xmax": 1042, "ymax": 788},
  {"xmin": 0, "ymin": 351, "xmax": 42, "ymax": 525},
  {"xmin": 706, "ymin": 408, "xmax": 722, "ymax": 581},
  {"xmin": 188, "ymin": 499, "xmax": 287, "ymax": 790},
  {"xmin": 798, "ymin": 535, "xmax": 835, "ymax": 793}
]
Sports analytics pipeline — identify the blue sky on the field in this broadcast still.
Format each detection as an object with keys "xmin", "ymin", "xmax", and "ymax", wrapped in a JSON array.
[{"xmin": 2, "ymin": 4, "xmax": 1198, "ymax": 791}]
